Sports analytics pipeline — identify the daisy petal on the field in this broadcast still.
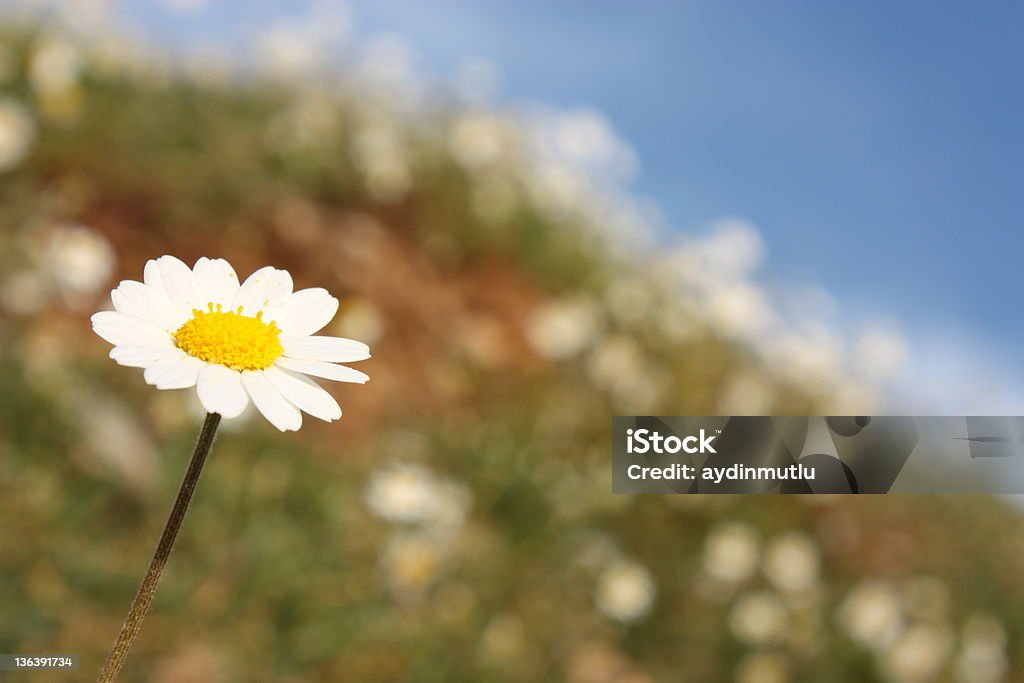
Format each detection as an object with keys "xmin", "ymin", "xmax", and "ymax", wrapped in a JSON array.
[
  {"xmin": 192, "ymin": 257, "xmax": 240, "ymax": 308},
  {"xmin": 111, "ymin": 280, "xmax": 186, "ymax": 331},
  {"xmin": 156, "ymin": 255, "xmax": 200, "ymax": 312},
  {"xmin": 282, "ymin": 336, "xmax": 371, "ymax": 363},
  {"xmin": 110, "ymin": 345, "xmax": 186, "ymax": 368},
  {"xmin": 275, "ymin": 356, "xmax": 369, "ymax": 384},
  {"xmin": 143, "ymin": 259, "xmax": 164, "ymax": 292},
  {"xmin": 232, "ymin": 266, "xmax": 293, "ymax": 317},
  {"xmin": 143, "ymin": 357, "xmax": 204, "ymax": 390},
  {"xmin": 196, "ymin": 364, "xmax": 249, "ymax": 419},
  {"xmin": 264, "ymin": 366, "xmax": 342, "ymax": 422},
  {"xmin": 269, "ymin": 288, "xmax": 340, "ymax": 338},
  {"xmin": 92, "ymin": 311, "xmax": 174, "ymax": 348},
  {"xmin": 241, "ymin": 370, "xmax": 302, "ymax": 432}
]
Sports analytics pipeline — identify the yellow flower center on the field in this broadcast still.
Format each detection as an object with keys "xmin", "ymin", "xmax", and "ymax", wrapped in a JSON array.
[{"xmin": 174, "ymin": 303, "xmax": 283, "ymax": 371}]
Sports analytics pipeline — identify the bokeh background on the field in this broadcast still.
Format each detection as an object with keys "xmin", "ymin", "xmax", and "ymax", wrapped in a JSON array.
[{"xmin": 1, "ymin": 2, "xmax": 1023, "ymax": 681}]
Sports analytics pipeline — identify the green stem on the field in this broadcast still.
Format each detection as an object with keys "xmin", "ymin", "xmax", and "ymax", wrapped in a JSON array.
[{"xmin": 96, "ymin": 412, "xmax": 222, "ymax": 683}]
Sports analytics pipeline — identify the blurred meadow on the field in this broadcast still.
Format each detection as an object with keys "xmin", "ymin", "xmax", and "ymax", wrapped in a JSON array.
[{"xmin": 1, "ymin": 3, "xmax": 1024, "ymax": 682}]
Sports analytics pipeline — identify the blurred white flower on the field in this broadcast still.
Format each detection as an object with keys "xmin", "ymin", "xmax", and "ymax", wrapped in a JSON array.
[
  {"xmin": 703, "ymin": 522, "xmax": 760, "ymax": 584},
  {"xmin": 961, "ymin": 614, "xmax": 1007, "ymax": 652},
  {"xmin": 48, "ymin": 223, "xmax": 115, "ymax": 297},
  {"xmin": 955, "ymin": 615, "xmax": 1008, "ymax": 683},
  {"xmin": 595, "ymin": 560, "xmax": 656, "ymax": 623},
  {"xmin": 366, "ymin": 462, "xmax": 471, "ymax": 531},
  {"xmin": 0, "ymin": 270, "xmax": 49, "ymax": 314},
  {"xmin": 332, "ymin": 300, "xmax": 385, "ymax": 347},
  {"xmin": 366, "ymin": 463, "xmax": 441, "ymax": 524},
  {"xmin": 382, "ymin": 531, "xmax": 443, "ymax": 600},
  {"xmin": 572, "ymin": 531, "xmax": 622, "ymax": 573},
  {"xmin": 702, "ymin": 218, "xmax": 764, "ymax": 276},
  {"xmin": 706, "ymin": 282, "xmax": 775, "ymax": 338},
  {"xmin": 764, "ymin": 325, "xmax": 844, "ymax": 389},
  {"xmin": 526, "ymin": 297, "xmax": 601, "ymax": 360},
  {"xmin": 729, "ymin": 591, "xmax": 788, "ymax": 645},
  {"xmin": 605, "ymin": 277, "xmax": 654, "ymax": 327},
  {"xmin": 257, "ymin": 25, "xmax": 317, "ymax": 78},
  {"xmin": 735, "ymin": 652, "xmax": 788, "ymax": 683},
  {"xmin": 880, "ymin": 624, "xmax": 953, "ymax": 683},
  {"xmin": 585, "ymin": 335, "xmax": 664, "ymax": 411},
  {"xmin": 837, "ymin": 580, "xmax": 904, "ymax": 651},
  {"xmin": 29, "ymin": 38, "xmax": 81, "ymax": 96},
  {"xmin": 718, "ymin": 373, "xmax": 775, "ymax": 414},
  {"xmin": 253, "ymin": 3, "xmax": 350, "ymax": 81},
  {"xmin": 0, "ymin": 98, "xmax": 35, "ymax": 171},
  {"xmin": 449, "ymin": 112, "xmax": 515, "ymax": 170},
  {"xmin": 586, "ymin": 335, "xmax": 643, "ymax": 389},
  {"xmin": 955, "ymin": 650, "xmax": 1008, "ymax": 683},
  {"xmin": 527, "ymin": 163, "xmax": 587, "ymax": 215},
  {"xmin": 64, "ymin": 389, "xmax": 159, "ymax": 494},
  {"xmin": 528, "ymin": 107, "xmax": 637, "ymax": 183},
  {"xmin": 662, "ymin": 218, "xmax": 764, "ymax": 291},
  {"xmin": 762, "ymin": 532, "xmax": 820, "ymax": 593},
  {"xmin": 351, "ymin": 120, "xmax": 412, "ymax": 202}
]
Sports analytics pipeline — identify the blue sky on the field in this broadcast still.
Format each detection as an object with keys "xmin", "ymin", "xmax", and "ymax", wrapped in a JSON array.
[
  {"xmin": 351, "ymin": 2, "xmax": 1023, "ymax": 331},
  {"xmin": 97, "ymin": 1, "xmax": 1024, "ymax": 403}
]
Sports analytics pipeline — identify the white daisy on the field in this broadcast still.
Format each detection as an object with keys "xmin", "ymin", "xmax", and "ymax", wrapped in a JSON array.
[{"xmin": 91, "ymin": 255, "xmax": 369, "ymax": 431}]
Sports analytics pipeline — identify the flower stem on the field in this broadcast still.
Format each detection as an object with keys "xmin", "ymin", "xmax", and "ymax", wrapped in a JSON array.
[{"xmin": 97, "ymin": 412, "xmax": 222, "ymax": 683}]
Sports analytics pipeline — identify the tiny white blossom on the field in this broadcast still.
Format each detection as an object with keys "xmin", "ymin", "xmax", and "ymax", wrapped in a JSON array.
[
  {"xmin": 596, "ymin": 560, "xmax": 656, "ymax": 623},
  {"xmin": 729, "ymin": 591, "xmax": 788, "ymax": 645},
  {"xmin": 366, "ymin": 462, "xmax": 471, "ymax": 530},
  {"xmin": 49, "ymin": 223, "xmax": 116, "ymax": 296},
  {"xmin": 880, "ymin": 624, "xmax": 953, "ymax": 683},
  {"xmin": 449, "ymin": 112, "xmax": 515, "ymax": 170},
  {"xmin": 526, "ymin": 297, "xmax": 601, "ymax": 360},
  {"xmin": 703, "ymin": 522, "xmax": 760, "ymax": 584},
  {"xmin": 955, "ymin": 615, "xmax": 1008, "ymax": 683},
  {"xmin": 762, "ymin": 532, "xmax": 820, "ymax": 593},
  {"xmin": 837, "ymin": 580, "xmax": 904, "ymax": 651}
]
